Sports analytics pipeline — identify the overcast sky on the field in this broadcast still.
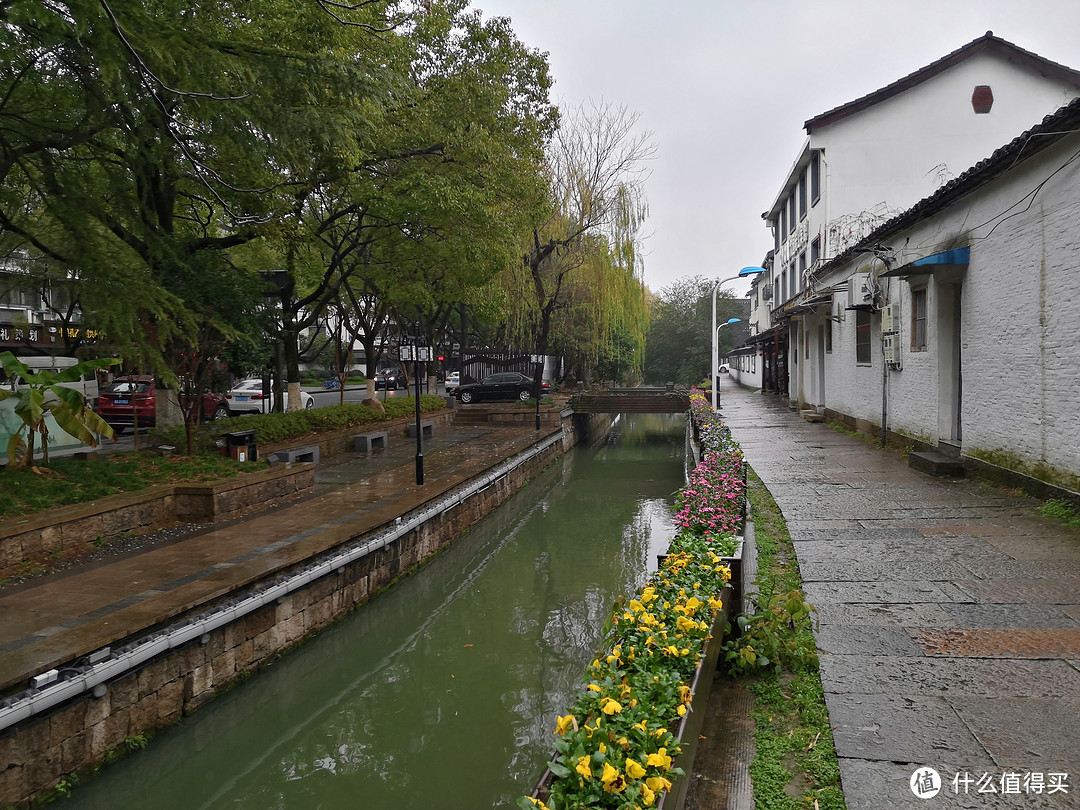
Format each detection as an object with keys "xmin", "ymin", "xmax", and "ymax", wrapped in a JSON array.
[{"xmin": 473, "ymin": 0, "xmax": 1080, "ymax": 296}]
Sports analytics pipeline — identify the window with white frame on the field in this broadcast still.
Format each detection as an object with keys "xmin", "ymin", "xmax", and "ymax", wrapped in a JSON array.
[
  {"xmin": 798, "ymin": 173, "xmax": 807, "ymax": 219},
  {"xmin": 810, "ymin": 153, "xmax": 821, "ymax": 204}
]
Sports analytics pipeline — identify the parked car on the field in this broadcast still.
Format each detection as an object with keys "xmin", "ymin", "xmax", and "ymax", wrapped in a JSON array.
[
  {"xmin": 225, "ymin": 378, "xmax": 315, "ymax": 414},
  {"xmin": 444, "ymin": 371, "xmax": 460, "ymax": 392},
  {"xmin": 97, "ymin": 376, "xmax": 230, "ymax": 431},
  {"xmin": 374, "ymin": 367, "xmax": 405, "ymax": 390},
  {"xmin": 452, "ymin": 371, "xmax": 549, "ymax": 404},
  {"xmin": 718, "ymin": 363, "xmax": 730, "ymax": 374}
]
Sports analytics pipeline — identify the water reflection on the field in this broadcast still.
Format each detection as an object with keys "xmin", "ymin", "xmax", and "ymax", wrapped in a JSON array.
[{"xmin": 62, "ymin": 413, "xmax": 686, "ymax": 810}]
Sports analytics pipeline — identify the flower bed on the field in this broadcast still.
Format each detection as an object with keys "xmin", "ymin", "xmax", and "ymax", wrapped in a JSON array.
[{"xmin": 521, "ymin": 391, "xmax": 746, "ymax": 810}]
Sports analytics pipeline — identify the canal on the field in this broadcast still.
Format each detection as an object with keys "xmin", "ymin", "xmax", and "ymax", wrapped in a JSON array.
[{"xmin": 62, "ymin": 413, "xmax": 687, "ymax": 809}]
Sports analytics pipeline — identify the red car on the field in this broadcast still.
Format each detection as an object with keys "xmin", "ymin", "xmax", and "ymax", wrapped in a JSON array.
[{"xmin": 97, "ymin": 375, "xmax": 230, "ymax": 432}]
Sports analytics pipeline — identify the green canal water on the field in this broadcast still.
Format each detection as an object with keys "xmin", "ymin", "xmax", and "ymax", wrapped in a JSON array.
[{"xmin": 62, "ymin": 413, "xmax": 687, "ymax": 809}]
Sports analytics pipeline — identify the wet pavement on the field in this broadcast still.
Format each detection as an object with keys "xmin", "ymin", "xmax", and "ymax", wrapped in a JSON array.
[
  {"xmin": 0, "ymin": 418, "xmax": 559, "ymax": 693},
  {"xmin": 720, "ymin": 385, "xmax": 1080, "ymax": 809}
]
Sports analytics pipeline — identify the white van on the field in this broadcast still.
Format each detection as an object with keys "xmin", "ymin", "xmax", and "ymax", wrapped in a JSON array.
[{"xmin": 3, "ymin": 356, "xmax": 99, "ymax": 407}]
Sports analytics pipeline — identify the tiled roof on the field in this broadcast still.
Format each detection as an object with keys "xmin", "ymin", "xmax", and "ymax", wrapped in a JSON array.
[{"xmin": 804, "ymin": 32, "xmax": 1080, "ymax": 132}]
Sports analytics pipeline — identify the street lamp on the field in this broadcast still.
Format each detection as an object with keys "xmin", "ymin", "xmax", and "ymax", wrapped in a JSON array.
[
  {"xmin": 712, "ymin": 266, "xmax": 766, "ymax": 412},
  {"xmin": 401, "ymin": 342, "xmax": 432, "ymax": 484},
  {"xmin": 530, "ymin": 354, "xmax": 544, "ymax": 431},
  {"xmin": 715, "ymin": 318, "xmax": 741, "ymax": 406}
]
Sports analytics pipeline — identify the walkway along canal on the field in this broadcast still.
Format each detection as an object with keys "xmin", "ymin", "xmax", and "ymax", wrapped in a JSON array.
[{"xmin": 57, "ymin": 413, "xmax": 689, "ymax": 808}]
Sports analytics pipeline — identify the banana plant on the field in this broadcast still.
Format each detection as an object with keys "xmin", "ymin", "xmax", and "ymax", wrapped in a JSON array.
[{"xmin": 0, "ymin": 351, "xmax": 121, "ymax": 470}]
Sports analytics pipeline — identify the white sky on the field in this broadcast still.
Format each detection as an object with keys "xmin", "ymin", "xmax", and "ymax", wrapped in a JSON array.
[{"xmin": 473, "ymin": 0, "xmax": 1080, "ymax": 296}]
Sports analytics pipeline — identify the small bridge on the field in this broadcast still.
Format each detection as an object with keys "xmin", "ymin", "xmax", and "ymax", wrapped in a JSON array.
[{"xmin": 570, "ymin": 386, "xmax": 692, "ymax": 414}]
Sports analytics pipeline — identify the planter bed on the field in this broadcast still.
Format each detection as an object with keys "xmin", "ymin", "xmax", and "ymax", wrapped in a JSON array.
[{"xmin": 0, "ymin": 463, "xmax": 314, "ymax": 580}]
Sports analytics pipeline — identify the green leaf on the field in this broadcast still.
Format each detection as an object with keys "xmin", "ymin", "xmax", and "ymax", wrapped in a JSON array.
[{"xmin": 547, "ymin": 761, "xmax": 571, "ymax": 779}]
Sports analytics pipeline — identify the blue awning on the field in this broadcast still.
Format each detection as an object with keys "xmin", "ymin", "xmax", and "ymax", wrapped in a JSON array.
[{"xmin": 882, "ymin": 246, "xmax": 970, "ymax": 277}]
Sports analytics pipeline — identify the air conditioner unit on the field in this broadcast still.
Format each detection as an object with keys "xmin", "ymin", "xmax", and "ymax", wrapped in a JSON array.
[
  {"xmin": 881, "ymin": 303, "xmax": 899, "ymax": 334},
  {"xmin": 883, "ymin": 334, "xmax": 901, "ymax": 364},
  {"xmin": 761, "ymin": 285, "xmax": 773, "ymax": 301},
  {"xmin": 847, "ymin": 273, "xmax": 874, "ymax": 307}
]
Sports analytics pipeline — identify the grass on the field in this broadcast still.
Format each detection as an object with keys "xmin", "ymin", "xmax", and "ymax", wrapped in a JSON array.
[
  {"xmin": 0, "ymin": 453, "xmax": 253, "ymax": 519},
  {"xmin": 1039, "ymin": 499, "xmax": 1080, "ymax": 527},
  {"xmin": 741, "ymin": 469, "xmax": 846, "ymax": 810}
]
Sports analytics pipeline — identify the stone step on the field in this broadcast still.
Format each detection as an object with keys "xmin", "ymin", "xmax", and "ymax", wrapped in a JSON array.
[
  {"xmin": 908, "ymin": 450, "xmax": 965, "ymax": 477},
  {"xmin": 800, "ymin": 409, "xmax": 824, "ymax": 423}
]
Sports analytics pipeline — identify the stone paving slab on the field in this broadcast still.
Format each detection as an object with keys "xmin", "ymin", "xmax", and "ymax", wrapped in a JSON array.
[
  {"xmin": 940, "ymin": 603, "xmax": 1080, "ymax": 629},
  {"xmin": 819, "ymin": 656, "xmax": 1080, "ymax": 698},
  {"xmin": 838, "ymin": 759, "xmax": 1077, "ymax": 810},
  {"xmin": 825, "ymin": 692, "xmax": 991, "ymax": 764},
  {"xmin": 804, "ymin": 580, "xmax": 976, "ymax": 605},
  {"xmin": 908, "ymin": 628, "xmax": 1080, "ymax": 658},
  {"xmin": 814, "ymin": 602, "xmax": 959, "ymax": 627},
  {"xmin": 816, "ymin": 626, "xmax": 927, "ymax": 657},
  {"xmin": 950, "ymin": 695, "xmax": 1080, "ymax": 767}
]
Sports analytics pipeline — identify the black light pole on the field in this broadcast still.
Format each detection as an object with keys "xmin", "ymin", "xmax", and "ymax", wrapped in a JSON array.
[
  {"xmin": 404, "ymin": 343, "xmax": 431, "ymax": 485},
  {"xmin": 531, "ymin": 353, "xmax": 543, "ymax": 430}
]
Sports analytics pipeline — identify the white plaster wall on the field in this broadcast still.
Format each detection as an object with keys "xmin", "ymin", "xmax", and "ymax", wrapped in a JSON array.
[
  {"xmin": 815, "ymin": 132, "xmax": 1080, "ymax": 485},
  {"xmin": 819, "ymin": 52, "xmax": 1078, "ymax": 224}
]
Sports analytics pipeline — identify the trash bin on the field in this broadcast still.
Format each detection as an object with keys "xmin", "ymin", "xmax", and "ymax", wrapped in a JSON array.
[{"xmin": 224, "ymin": 429, "xmax": 258, "ymax": 462}]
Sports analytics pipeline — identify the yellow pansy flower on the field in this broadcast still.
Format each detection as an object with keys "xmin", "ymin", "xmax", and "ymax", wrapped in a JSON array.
[
  {"xmin": 640, "ymin": 784, "xmax": 656, "ymax": 806},
  {"xmin": 587, "ymin": 683, "xmax": 602, "ymax": 692},
  {"xmin": 554, "ymin": 714, "xmax": 576, "ymax": 735},
  {"xmin": 646, "ymin": 775, "xmax": 673, "ymax": 793},
  {"xmin": 629, "ymin": 599, "xmax": 645, "ymax": 613},
  {"xmin": 625, "ymin": 758, "xmax": 647, "ymax": 779},
  {"xmin": 575, "ymin": 756, "xmax": 592, "ymax": 779},
  {"xmin": 677, "ymin": 704, "xmax": 687, "ymax": 717},
  {"xmin": 646, "ymin": 748, "xmax": 672, "ymax": 770},
  {"xmin": 600, "ymin": 762, "xmax": 625, "ymax": 793},
  {"xmin": 600, "ymin": 696, "xmax": 622, "ymax": 715}
]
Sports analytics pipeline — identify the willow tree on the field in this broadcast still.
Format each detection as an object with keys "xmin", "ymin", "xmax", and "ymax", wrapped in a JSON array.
[{"xmin": 506, "ymin": 102, "xmax": 654, "ymax": 389}]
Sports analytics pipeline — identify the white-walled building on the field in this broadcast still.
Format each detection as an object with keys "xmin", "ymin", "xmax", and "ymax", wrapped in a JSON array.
[
  {"xmin": 737, "ymin": 32, "xmax": 1080, "ymax": 400},
  {"xmin": 760, "ymin": 94, "xmax": 1080, "ymax": 496}
]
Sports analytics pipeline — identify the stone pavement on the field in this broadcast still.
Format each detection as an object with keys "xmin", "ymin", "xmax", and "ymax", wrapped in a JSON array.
[
  {"xmin": 720, "ymin": 385, "xmax": 1080, "ymax": 810},
  {"xmin": 0, "ymin": 419, "xmax": 557, "ymax": 693}
]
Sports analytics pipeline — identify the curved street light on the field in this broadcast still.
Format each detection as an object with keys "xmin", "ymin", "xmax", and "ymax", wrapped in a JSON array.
[
  {"xmin": 712, "ymin": 267, "xmax": 766, "ymax": 412},
  {"xmin": 715, "ymin": 318, "xmax": 741, "ymax": 406}
]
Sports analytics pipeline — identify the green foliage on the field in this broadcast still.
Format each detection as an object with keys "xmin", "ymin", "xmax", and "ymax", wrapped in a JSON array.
[
  {"xmin": 0, "ymin": 454, "xmax": 251, "ymax": 519},
  {"xmin": 724, "ymin": 590, "xmax": 817, "ymax": 676},
  {"xmin": 643, "ymin": 277, "xmax": 743, "ymax": 385},
  {"xmin": 1039, "ymin": 499, "xmax": 1080, "ymax": 527},
  {"xmin": 198, "ymin": 396, "xmax": 446, "ymax": 446}
]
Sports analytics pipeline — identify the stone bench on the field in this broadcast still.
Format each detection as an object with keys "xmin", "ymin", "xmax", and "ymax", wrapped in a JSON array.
[
  {"xmin": 269, "ymin": 445, "xmax": 319, "ymax": 465},
  {"xmin": 406, "ymin": 420, "xmax": 435, "ymax": 439},
  {"xmin": 353, "ymin": 430, "xmax": 389, "ymax": 453}
]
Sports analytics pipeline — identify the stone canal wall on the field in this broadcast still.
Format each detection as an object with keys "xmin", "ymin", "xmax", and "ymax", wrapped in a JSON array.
[{"xmin": 0, "ymin": 413, "xmax": 605, "ymax": 806}]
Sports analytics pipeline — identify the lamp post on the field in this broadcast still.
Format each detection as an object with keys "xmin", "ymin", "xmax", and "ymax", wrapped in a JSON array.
[
  {"xmin": 530, "ymin": 353, "xmax": 544, "ymax": 431},
  {"xmin": 401, "ymin": 342, "xmax": 432, "ymax": 485},
  {"xmin": 715, "ymin": 318, "xmax": 741, "ymax": 407},
  {"xmin": 711, "ymin": 266, "xmax": 767, "ymax": 412}
]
